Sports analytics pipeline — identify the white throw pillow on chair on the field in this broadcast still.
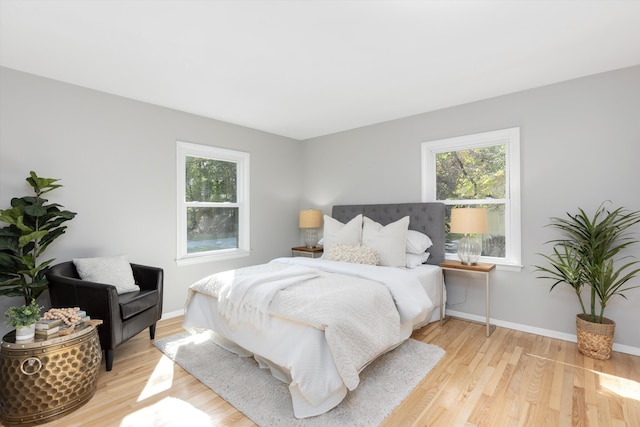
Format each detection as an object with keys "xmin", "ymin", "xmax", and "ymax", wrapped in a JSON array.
[{"xmin": 73, "ymin": 255, "xmax": 140, "ymax": 294}]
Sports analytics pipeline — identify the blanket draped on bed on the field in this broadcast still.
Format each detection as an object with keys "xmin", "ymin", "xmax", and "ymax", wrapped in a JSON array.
[
  {"xmin": 187, "ymin": 258, "xmax": 430, "ymax": 395},
  {"xmin": 273, "ymin": 257, "xmax": 431, "ymax": 323},
  {"xmin": 217, "ymin": 265, "xmax": 320, "ymax": 330}
]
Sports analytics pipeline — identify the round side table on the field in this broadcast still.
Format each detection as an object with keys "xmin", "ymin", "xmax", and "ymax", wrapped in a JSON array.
[{"xmin": 0, "ymin": 323, "xmax": 102, "ymax": 425}]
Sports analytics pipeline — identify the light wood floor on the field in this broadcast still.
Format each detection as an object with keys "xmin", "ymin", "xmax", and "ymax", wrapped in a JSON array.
[{"xmin": 38, "ymin": 316, "xmax": 640, "ymax": 426}]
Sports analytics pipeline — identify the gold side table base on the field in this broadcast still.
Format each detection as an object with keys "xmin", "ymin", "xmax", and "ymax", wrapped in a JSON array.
[{"xmin": 0, "ymin": 324, "xmax": 102, "ymax": 425}]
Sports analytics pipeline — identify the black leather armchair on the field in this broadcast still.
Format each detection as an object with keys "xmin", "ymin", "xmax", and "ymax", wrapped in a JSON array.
[{"xmin": 46, "ymin": 261, "xmax": 163, "ymax": 371}]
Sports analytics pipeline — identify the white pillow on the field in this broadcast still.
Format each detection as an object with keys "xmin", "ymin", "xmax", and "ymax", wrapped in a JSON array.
[
  {"xmin": 362, "ymin": 216, "xmax": 409, "ymax": 267},
  {"xmin": 73, "ymin": 255, "xmax": 140, "ymax": 294},
  {"xmin": 406, "ymin": 230, "xmax": 433, "ymax": 254},
  {"xmin": 406, "ymin": 252, "xmax": 430, "ymax": 268},
  {"xmin": 326, "ymin": 244, "xmax": 380, "ymax": 265},
  {"xmin": 321, "ymin": 214, "xmax": 363, "ymax": 258}
]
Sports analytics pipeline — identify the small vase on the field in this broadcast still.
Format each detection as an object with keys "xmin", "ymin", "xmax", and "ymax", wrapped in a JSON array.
[{"xmin": 15, "ymin": 324, "xmax": 36, "ymax": 341}]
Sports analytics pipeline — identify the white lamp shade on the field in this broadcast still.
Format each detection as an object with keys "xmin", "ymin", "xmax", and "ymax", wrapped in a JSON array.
[
  {"xmin": 299, "ymin": 209, "xmax": 323, "ymax": 229},
  {"xmin": 450, "ymin": 208, "xmax": 488, "ymax": 234}
]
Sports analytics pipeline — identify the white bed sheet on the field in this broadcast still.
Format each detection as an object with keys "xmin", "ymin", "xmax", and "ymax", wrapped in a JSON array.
[{"xmin": 182, "ymin": 257, "xmax": 444, "ymax": 418}]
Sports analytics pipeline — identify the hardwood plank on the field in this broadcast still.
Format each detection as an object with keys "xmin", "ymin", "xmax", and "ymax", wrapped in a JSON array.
[{"xmin": 30, "ymin": 316, "xmax": 640, "ymax": 426}]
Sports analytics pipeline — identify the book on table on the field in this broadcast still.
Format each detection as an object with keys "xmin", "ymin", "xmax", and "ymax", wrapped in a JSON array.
[
  {"xmin": 35, "ymin": 310, "xmax": 87, "ymax": 330},
  {"xmin": 34, "ymin": 326, "xmax": 61, "ymax": 338},
  {"xmin": 35, "ymin": 318, "xmax": 63, "ymax": 330},
  {"xmin": 34, "ymin": 317, "xmax": 92, "ymax": 339}
]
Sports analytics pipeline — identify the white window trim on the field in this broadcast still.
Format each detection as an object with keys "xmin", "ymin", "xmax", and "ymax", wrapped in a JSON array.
[
  {"xmin": 176, "ymin": 141, "xmax": 250, "ymax": 266},
  {"xmin": 421, "ymin": 127, "xmax": 522, "ymax": 271}
]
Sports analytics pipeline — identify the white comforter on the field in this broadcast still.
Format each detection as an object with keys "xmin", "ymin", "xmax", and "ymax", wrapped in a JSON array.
[
  {"xmin": 185, "ymin": 257, "xmax": 433, "ymax": 417},
  {"xmin": 273, "ymin": 257, "xmax": 431, "ymax": 324}
]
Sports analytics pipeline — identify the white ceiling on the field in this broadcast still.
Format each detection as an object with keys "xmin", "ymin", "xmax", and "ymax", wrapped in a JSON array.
[{"xmin": 1, "ymin": 1, "xmax": 640, "ymax": 140}]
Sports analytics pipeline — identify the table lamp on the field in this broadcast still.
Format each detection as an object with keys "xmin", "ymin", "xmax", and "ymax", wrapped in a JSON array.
[
  {"xmin": 299, "ymin": 209, "xmax": 323, "ymax": 248},
  {"xmin": 450, "ymin": 207, "xmax": 488, "ymax": 265}
]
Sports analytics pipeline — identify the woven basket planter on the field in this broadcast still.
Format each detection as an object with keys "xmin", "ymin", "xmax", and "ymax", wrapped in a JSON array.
[{"xmin": 576, "ymin": 314, "xmax": 616, "ymax": 360}]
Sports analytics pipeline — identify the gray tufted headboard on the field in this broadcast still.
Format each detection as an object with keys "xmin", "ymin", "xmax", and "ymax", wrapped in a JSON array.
[{"xmin": 331, "ymin": 203, "xmax": 446, "ymax": 266}]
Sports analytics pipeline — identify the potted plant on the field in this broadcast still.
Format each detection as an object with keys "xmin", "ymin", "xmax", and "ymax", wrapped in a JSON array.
[
  {"xmin": 536, "ymin": 202, "xmax": 640, "ymax": 359},
  {"xmin": 0, "ymin": 171, "xmax": 76, "ymax": 304},
  {"xmin": 4, "ymin": 299, "xmax": 43, "ymax": 340}
]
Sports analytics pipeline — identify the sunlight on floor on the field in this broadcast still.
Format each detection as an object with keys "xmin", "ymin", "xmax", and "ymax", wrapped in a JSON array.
[
  {"xmin": 170, "ymin": 329, "xmax": 215, "ymax": 347},
  {"xmin": 120, "ymin": 397, "xmax": 211, "ymax": 426},
  {"xmin": 136, "ymin": 329, "xmax": 214, "ymax": 403},
  {"xmin": 599, "ymin": 372, "xmax": 640, "ymax": 400},
  {"xmin": 109, "ymin": 332, "xmax": 221, "ymax": 427},
  {"xmin": 528, "ymin": 353, "xmax": 640, "ymax": 401},
  {"xmin": 137, "ymin": 355, "xmax": 175, "ymax": 401},
  {"xmin": 113, "ymin": 330, "xmax": 219, "ymax": 425}
]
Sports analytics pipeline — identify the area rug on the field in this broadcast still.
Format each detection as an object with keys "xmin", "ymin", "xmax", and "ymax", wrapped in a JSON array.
[{"xmin": 154, "ymin": 331, "xmax": 444, "ymax": 427}]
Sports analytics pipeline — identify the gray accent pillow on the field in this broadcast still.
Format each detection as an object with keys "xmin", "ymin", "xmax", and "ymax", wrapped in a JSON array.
[{"xmin": 73, "ymin": 255, "xmax": 140, "ymax": 294}]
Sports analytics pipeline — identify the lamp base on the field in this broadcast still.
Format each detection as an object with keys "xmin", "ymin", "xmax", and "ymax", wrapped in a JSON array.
[
  {"xmin": 303, "ymin": 229, "xmax": 318, "ymax": 249},
  {"xmin": 457, "ymin": 234, "xmax": 481, "ymax": 265}
]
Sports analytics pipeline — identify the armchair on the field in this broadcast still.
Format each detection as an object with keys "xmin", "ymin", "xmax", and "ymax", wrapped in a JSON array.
[{"xmin": 46, "ymin": 261, "xmax": 163, "ymax": 371}]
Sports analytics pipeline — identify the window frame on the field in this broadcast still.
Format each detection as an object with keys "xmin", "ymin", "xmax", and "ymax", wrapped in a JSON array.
[
  {"xmin": 176, "ymin": 141, "xmax": 250, "ymax": 265},
  {"xmin": 421, "ymin": 127, "xmax": 522, "ymax": 271}
]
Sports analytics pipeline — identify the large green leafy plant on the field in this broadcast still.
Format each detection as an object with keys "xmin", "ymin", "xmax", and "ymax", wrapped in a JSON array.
[
  {"xmin": 536, "ymin": 202, "xmax": 640, "ymax": 323},
  {"xmin": 0, "ymin": 171, "xmax": 76, "ymax": 304}
]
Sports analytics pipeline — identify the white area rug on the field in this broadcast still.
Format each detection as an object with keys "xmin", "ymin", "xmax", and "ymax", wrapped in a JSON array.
[{"xmin": 154, "ymin": 331, "xmax": 444, "ymax": 427}]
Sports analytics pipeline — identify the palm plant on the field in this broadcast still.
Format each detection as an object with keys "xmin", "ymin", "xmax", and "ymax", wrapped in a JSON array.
[
  {"xmin": 0, "ymin": 171, "xmax": 76, "ymax": 304},
  {"xmin": 536, "ymin": 202, "xmax": 640, "ymax": 323}
]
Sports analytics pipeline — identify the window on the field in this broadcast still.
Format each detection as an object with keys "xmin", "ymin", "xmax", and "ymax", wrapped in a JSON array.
[
  {"xmin": 421, "ymin": 127, "xmax": 521, "ymax": 270},
  {"xmin": 177, "ymin": 141, "xmax": 250, "ymax": 265}
]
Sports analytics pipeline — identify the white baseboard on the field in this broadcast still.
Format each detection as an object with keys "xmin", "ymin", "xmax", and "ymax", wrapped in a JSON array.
[
  {"xmin": 446, "ymin": 309, "xmax": 640, "ymax": 357},
  {"xmin": 161, "ymin": 309, "xmax": 185, "ymax": 320}
]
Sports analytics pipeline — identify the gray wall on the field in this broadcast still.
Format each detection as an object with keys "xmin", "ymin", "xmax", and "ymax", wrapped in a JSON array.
[
  {"xmin": 301, "ymin": 65, "xmax": 640, "ymax": 350},
  {"xmin": 2, "ymin": 65, "xmax": 639, "ymax": 351},
  {"xmin": 0, "ymin": 67, "xmax": 302, "ymax": 337}
]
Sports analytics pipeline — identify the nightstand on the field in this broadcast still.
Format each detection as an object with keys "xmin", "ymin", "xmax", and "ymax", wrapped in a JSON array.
[
  {"xmin": 440, "ymin": 260, "xmax": 496, "ymax": 337},
  {"xmin": 291, "ymin": 246, "xmax": 323, "ymax": 258},
  {"xmin": 0, "ymin": 323, "xmax": 101, "ymax": 425}
]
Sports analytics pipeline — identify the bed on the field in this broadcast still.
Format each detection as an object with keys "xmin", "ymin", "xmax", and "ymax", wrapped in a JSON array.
[{"xmin": 183, "ymin": 202, "xmax": 446, "ymax": 418}]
